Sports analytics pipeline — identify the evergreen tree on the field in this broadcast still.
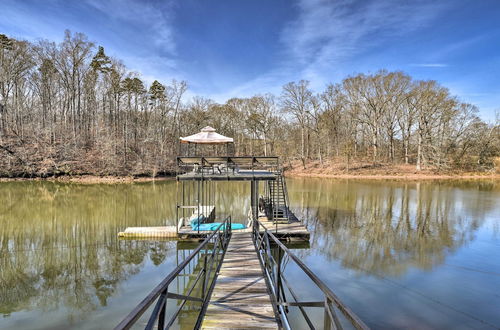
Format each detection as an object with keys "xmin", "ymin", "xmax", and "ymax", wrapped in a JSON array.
[
  {"xmin": 90, "ymin": 46, "xmax": 112, "ymax": 73},
  {"xmin": 0, "ymin": 34, "xmax": 13, "ymax": 50},
  {"xmin": 149, "ymin": 80, "xmax": 165, "ymax": 100}
]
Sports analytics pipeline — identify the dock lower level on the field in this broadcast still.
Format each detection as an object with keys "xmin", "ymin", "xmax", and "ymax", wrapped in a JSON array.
[
  {"xmin": 118, "ymin": 216, "xmax": 309, "ymax": 241},
  {"xmin": 201, "ymin": 232, "xmax": 279, "ymax": 329}
]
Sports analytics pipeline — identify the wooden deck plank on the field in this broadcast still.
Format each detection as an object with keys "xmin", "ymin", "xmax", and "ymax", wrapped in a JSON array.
[{"xmin": 201, "ymin": 232, "xmax": 279, "ymax": 329}]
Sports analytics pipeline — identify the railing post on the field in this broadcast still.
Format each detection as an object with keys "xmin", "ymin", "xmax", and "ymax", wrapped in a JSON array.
[
  {"xmin": 158, "ymin": 290, "xmax": 167, "ymax": 330},
  {"xmin": 202, "ymin": 252, "xmax": 208, "ymax": 300},
  {"xmin": 276, "ymin": 247, "xmax": 281, "ymax": 306},
  {"xmin": 324, "ymin": 296, "xmax": 332, "ymax": 330},
  {"xmin": 252, "ymin": 215, "xmax": 256, "ymax": 242}
]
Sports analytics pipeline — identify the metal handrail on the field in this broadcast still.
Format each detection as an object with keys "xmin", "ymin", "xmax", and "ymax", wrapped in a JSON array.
[
  {"xmin": 281, "ymin": 172, "xmax": 291, "ymax": 223},
  {"xmin": 115, "ymin": 216, "xmax": 232, "ymax": 330},
  {"xmin": 177, "ymin": 156, "xmax": 281, "ymax": 174},
  {"xmin": 252, "ymin": 219, "xmax": 369, "ymax": 330}
]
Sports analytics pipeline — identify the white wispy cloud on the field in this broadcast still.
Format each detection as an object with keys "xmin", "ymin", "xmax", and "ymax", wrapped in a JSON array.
[
  {"xmin": 0, "ymin": 0, "xmax": 180, "ymax": 87},
  {"xmin": 411, "ymin": 63, "xmax": 449, "ymax": 68},
  {"xmin": 83, "ymin": 0, "xmax": 181, "ymax": 87},
  {"xmin": 85, "ymin": 0, "xmax": 176, "ymax": 54},
  {"xmin": 286, "ymin": 0, "xmax": 452, "ymax": 78},
  {"xmin": 216, "ymin": 0, "xmax": 449, "ymax": 99}
]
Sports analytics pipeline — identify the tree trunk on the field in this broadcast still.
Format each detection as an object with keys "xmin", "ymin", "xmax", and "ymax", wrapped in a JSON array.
[
  {"xmin": 416, "ymin": 129, "xmax": 422, "ymax": 171},
  {"xmin": 404, "ymin": 138, "xmax": 409, "ymax": 165},
  {"xmin": 301, "ymin": 125, "xmax": 305, "ymax": 169}
]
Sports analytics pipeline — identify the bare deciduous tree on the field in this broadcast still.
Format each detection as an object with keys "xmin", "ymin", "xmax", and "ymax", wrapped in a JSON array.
[{"xmin": 0, "ymin": 31, "xmax": 497, "ymax": 177}]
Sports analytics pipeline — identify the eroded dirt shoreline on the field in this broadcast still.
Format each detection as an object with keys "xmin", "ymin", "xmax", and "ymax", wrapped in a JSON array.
[
  {"xmin": 0, "ymin": 175, "xmax": 174, "ymax": 184},
  {"xmin": 285, "ymin": 172, "xmax": 500, "ymax": 180},
  {"xmin": 2, "ymin": 160, "xmax": 499, "ymax": 183},
  {"xmin": 1, "ymin": 172, "xmax": 499, "ymax": 183},
  {"xmin": 284, "ymin": 161, "xmax": 500, "ymax": 181}
]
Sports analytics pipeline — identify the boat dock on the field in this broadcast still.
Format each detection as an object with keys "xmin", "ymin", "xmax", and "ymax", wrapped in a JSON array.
[
  {"xmin": 118, "ymin": 155, "xmax": 310, "ymax": 241},
  {"xmin": 115, "ymin": 128, "xmax": 367, "ymax": 329}
]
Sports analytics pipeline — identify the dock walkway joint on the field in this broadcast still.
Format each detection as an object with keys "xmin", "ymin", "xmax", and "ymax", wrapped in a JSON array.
[{"xmin": 201, "ymin": 232, "xmax": 279, "ymax": 329}]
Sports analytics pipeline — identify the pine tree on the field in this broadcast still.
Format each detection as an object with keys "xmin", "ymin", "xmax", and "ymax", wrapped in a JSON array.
[
  {"xmin": 90, "ymin": 46, "xmax": 112, "ymax": 73},
  {"xmin": 149, "ymin": 80, "xmax": 165, "ymax": 100},
  {"xmin": 0, "ymin": 34, "xmax": 13, "ymax": 50}
]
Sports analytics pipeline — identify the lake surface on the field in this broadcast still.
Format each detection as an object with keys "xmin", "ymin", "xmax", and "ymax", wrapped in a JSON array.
[{"xmin": 0, "ymin": 179, "xmax": 499, "ymax": 329}]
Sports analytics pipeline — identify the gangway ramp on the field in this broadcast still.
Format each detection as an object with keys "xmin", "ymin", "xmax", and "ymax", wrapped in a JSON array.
[
  {"xmin": 201, "ymin": 232, "xmax": 278, "ymax": 329},
  {"xmin": 115, "ymin": 222, "xmax": 368, "ymax": 330}
]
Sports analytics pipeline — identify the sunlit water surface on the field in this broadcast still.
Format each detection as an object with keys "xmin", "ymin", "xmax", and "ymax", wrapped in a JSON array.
[{"xmin": 0, "ymin": 179, "xmax": 499, "ymax": 329}]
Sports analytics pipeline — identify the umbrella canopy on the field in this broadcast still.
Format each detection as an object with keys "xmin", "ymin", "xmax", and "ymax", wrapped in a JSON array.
[{"xmin": 180, "ymin": 126, "xmax": 234, "ymax": 144}]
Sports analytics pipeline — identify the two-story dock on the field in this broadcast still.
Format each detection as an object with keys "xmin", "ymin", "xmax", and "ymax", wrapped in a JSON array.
[{"xmin": 116, "ymin": 127, "xmax": 367, "ymax": 329}]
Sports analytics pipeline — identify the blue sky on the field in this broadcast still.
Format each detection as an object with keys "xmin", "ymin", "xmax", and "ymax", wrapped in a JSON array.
[{"xmin": 1, "ymin": 0, "xmax": 499, "ymax": 121}]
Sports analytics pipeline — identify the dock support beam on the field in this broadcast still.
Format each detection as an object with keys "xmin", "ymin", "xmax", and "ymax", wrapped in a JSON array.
[{"xmin": 251, "ymin": 180, "xmax": 259, "ymax": 222}]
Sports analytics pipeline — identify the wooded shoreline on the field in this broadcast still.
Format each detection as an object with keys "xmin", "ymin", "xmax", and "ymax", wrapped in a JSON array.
[
  {"xmin": 1, "ymin": 163, "xmax": 498, "ymax": 184},
  {"xmin": 1, "ymin": 31, "xmax": 499, "ymax": 181}
]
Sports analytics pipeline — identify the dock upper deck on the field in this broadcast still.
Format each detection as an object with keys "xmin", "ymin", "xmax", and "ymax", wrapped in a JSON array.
[
  {"xmin": 178, "ymin": 170, "xmax": 277, "ymax": 181},
  {"xmin": 177, "ymin": 156, "xmax": 281, "ymax": 181}
]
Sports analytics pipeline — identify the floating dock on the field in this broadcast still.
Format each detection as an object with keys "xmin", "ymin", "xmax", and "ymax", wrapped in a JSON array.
[
  {"xmin": 201, "ymin": 232, "xmax": 278, "ymax": 329},
  {"xmin": 118, "ymin": 215, "xmax": 310, "ymax": 240},
  {"xmin": 118, "ymin": 226, "xmax": 178, "ymax": 238}
]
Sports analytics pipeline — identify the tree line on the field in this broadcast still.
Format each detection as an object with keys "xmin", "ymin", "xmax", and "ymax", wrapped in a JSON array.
[{"xmin": 0, "ymin": 31, "xmax": 498, "ymax": 177}]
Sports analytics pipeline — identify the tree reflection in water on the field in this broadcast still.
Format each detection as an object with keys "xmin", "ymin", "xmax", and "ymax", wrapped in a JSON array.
[
  {"xmin": 289, "ymin": 179, "xmax": 498, "ymax": 276},
  {"xmin": 0, "ymin": 181, "xmax": 177, "ymax": 321},
  {"xmin": 0, "ymin": 180, "xmax": 252, "ymax": 326}
]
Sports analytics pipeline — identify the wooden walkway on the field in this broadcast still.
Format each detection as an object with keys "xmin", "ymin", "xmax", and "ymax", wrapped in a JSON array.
[{"xmin": 201, "ymin": 232, "xmax": 279, "ymax": 329}]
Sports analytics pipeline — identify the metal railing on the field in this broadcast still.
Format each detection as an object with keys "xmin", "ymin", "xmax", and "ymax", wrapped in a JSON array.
[
  {"xmin": 252, "ymin": 220, "xmax": 369, "ymax": 330},
  {"xmin": 115, "ymin": 216, "xmax": 232, "ymax": 330},
  {"xmin": 177, "ymin": 156, "xmax": 280, "ymax": 176}
]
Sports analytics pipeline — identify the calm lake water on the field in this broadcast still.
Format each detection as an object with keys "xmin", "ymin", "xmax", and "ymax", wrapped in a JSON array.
[{"xmin": 0, "ymin": 179, "xmax": 499, "ymax": 329}]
